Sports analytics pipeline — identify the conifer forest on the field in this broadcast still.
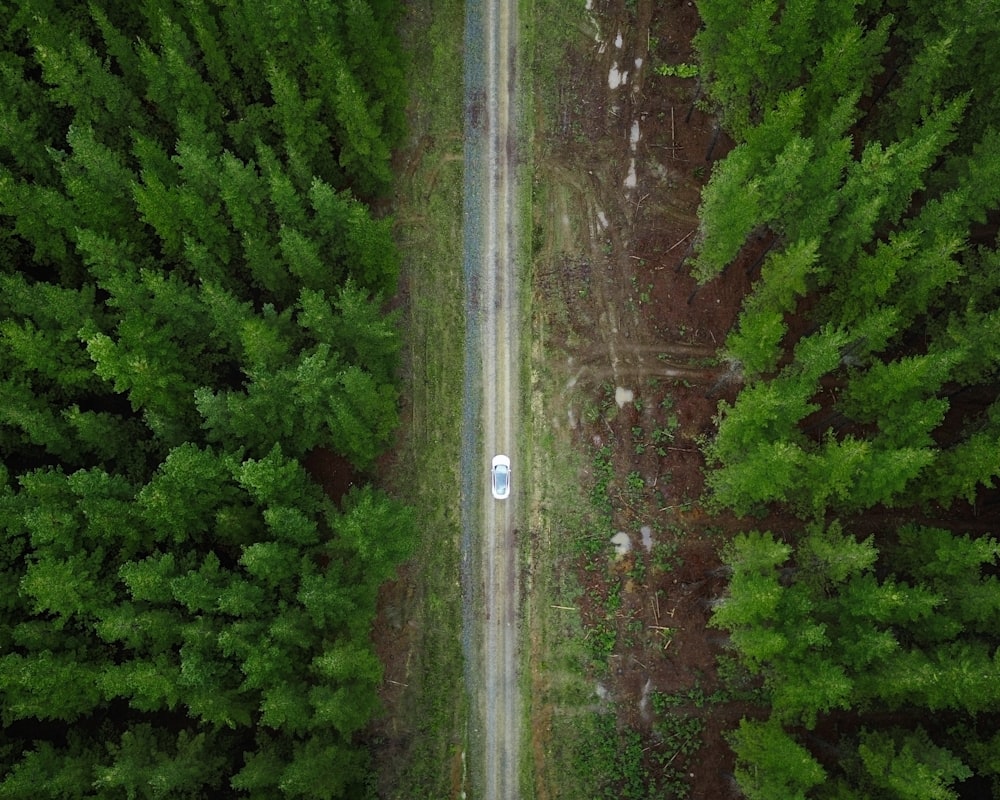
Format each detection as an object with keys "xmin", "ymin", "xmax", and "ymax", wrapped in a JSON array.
[
  {"xmin": 0, "ymin": 1, "xmax": 411, "ymax": 796},
  {"xmin": 695, "ymin": 1, "xmax": 1000, "ymax": 797}
]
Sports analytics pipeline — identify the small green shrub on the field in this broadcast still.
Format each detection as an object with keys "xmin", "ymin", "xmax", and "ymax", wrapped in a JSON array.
[{"xmin": 655, "ymin": 63, "xmax": 700, "ymax": 79}]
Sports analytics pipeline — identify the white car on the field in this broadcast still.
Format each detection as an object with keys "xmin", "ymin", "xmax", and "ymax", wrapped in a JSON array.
[{"xmin": 491, "ymin": 455, "xmax": 511, "ymax": 500}]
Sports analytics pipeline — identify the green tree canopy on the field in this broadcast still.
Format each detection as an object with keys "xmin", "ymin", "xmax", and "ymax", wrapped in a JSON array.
[{"xmin": 0, "ymin": 1, "xmax": 412, "ymax": 796}]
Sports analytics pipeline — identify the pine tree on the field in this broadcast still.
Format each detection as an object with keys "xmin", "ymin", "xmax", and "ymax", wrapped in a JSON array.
[
  {"xmin": 278, "ymin": 736, "xmax": 369, "ymax": 800},
  {"xmin": 0, "ymin": 649, "xmax": 103, "ymax": 724},
  {"xmin": 0, "ymin": 734, "xmax": 101, "ymax": 799},
  {"xmin": 855, "ymin": 728, "xmax": 971, "ymax": 800},
  {"xmin": 136, "ymin": 444, "xmax": 237, "ymax": 546},
  {"xmin": 729, "ymin": 717, "xmax": 826, "ymax": 800},
  {"xmin": 692, "ymin": 144, "xmax": 764, "ymax": 281}
]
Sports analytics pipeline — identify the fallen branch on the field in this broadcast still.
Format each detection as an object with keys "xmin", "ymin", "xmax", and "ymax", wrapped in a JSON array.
[
  {"xmin": 634, "ymin": 192, "xmax": 650, "ymax": 217},
  {"xmin": 664, "ymin": 734, "xmax": 698, "ymax": 768},
  {"xmin": 665, "ymin": 229, "xmax": 695, "ymax": 253}
]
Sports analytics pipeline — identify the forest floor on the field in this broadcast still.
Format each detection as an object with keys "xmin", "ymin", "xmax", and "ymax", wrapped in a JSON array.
[{"xmin": 523, "ymin": 1, "xmax": 775, "ymax": 798}]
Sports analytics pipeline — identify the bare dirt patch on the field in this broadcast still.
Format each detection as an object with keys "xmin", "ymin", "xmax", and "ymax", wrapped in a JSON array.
[{"xmin": 529, "ymin": 1, "xmax": 770, "ymax": 797}]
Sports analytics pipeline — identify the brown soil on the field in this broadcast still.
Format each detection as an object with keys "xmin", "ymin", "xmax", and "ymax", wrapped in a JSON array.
[{"xmin": 530, "ymin": 1, "xmax": 771, "ymax": 797}]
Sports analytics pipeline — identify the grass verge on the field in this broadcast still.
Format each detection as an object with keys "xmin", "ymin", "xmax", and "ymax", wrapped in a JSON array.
[
  {"xmin": 378, "ymin": 2, "xmax": 468, "ymax": 797},
  {"xmin": 520, "ymin": 2, "xmax": 613, "ymax": 798}
]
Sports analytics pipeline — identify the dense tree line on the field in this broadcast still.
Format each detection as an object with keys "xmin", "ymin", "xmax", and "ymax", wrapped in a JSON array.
[
  {"xmin": 714, "ymin": 524, "xmax": 1000, "ymax": 799},
  {"xmin": 0, "ymin": 1, "xmax": 411, "ymax": 797},
  {"xmin": 692, "ymin": 0, "xmax": 1000, "ymax": 796},
  {"xmin": 694, "ymin": 0, "xmax": 1000, "ymax": 517}
]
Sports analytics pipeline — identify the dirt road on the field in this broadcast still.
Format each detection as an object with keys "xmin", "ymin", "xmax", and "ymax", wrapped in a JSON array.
[{"xmin": 461, "ymin": 0, "xmax": 521, "ymax": 798}]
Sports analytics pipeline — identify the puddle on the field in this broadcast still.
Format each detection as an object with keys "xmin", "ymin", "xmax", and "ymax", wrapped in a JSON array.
[
  {"xmin": 587, "ymin": 2, "xmax": 602, "ymax": 46},
  {"xmin": 630, "ymin": 119, "xmax": 640, "ymax": 151},
  {"xmin": 615, "ymin": 386, "xmax": 634, "ymax": 407},
  {"xmin": 641, "ymin": 525, "xmax": 654, "ymax": 552},
  {"xmin": 597, "ymin": 209, "xmax": 609, "ymax": 229},
  {"xmin": 611, "ymin": 531, "xmax": 632, "ymax": 556},
  {"xmin": 608, "ymin": 63, "xmax": 628, "ymax": 89},
  {"xmin": 639, "ymin": 678, "xmax": 654, "ymax": 721},
  {"xmin": 608, "ymin": 63, "xmax": 621, "ymax": 89},
  {"xmin": 615, "ymin": 30, "xmax": 623, "ymax": 49},
  {"xmin": 624, "ymin": 158, "xmax": 637, "ymax": 188},
  {"xmin": 634, "ymin": 56, "xmax": 644, "ymax": 70}
]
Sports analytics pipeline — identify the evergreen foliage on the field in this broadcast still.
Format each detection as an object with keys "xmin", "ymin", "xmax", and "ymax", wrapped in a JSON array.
[
  {"xmin": 697, "ymin": 0, "xmax": 1000, "ymax": 519},
  {"xmin": 694, "ymin": 0, "xmax": 1000, "ymax": 796},
  {"xmin": 0, "ymin": 1, "xmax": 410, "ymax": 796},
  {"xmin": 713, "ymin": 524, "xmax": 1000, "ymax": 797}
]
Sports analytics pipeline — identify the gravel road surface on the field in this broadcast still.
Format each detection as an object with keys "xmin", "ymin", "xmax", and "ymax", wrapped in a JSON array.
[{"xmin": 461, "ymin": 0, "xmax": 521, "ymax": 798}]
